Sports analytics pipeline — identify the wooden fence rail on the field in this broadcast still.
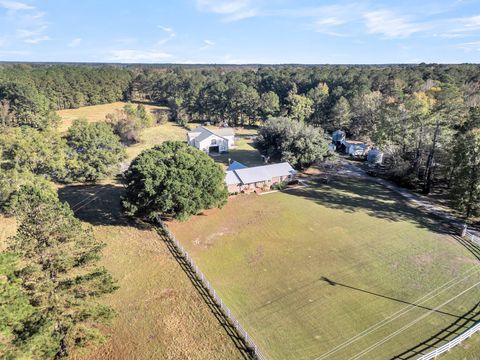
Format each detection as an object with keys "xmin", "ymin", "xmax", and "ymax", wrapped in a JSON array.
[{"xmin": 156, "ymin": 217, "xmax": 267, "ymax": 360}]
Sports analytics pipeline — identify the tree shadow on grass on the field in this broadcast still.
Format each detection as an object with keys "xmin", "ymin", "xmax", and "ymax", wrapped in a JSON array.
[
  {"xmin": 286, "ymin": 176, "xmax": 455, "ymax": 236},
  {"xmin": 57, "ymin": 183, "xmax": 148, "ymax": 229}
]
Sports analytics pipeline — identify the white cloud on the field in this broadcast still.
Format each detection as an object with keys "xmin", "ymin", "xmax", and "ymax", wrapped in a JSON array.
[
  {"xmin": 0, "ymin": 49, "xmax": 29, "ymax": 55},
  {"xmin": 437, "ymin": 14, "xmax": 480, "ymax": 38},
  {"xmin": 195, "ymin": 0, "xmax": 257, "ymax": 22},
  {"xmin": 457, "ymin": 41, "xmax": 480, "ymax": 52},
  {"xmin": 201, "ymin": 39, "xmax": 215, "ymax": 49},
  {"xmin": 24, "ymin": 35, "xmax": 50, "ymax": 44},
  {"xmin": 68, "ymin": 38, "xmax": 82, "ymax": 47},
  {"xmin": 16, "ymin": 24, "xmax": 50, "ymax": 44},
  {"xmin": 158, "ymin": 25, "xmax": 174, "ymax": 33},
  {"xmin": 157, "ymin": 25, "xmax": 176, "ymax": 45},
  {"xmin": 17, "ymin": 25, "xmax": 47, "ymax": 38},
  {"xmin": 363, "ymin": 10, "xmax": 427, "ymax": 38},
  {"xmin": 109, "ymin": 49, "xmax": 173, "ymax": 63},
  {"xmin": 0, "ymin": 0, "xmax": 34, "ymax": 11}
]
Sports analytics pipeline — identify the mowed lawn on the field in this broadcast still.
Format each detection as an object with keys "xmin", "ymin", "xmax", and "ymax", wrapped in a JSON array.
[
  {"xmin": 56, "ymin": 101, "xmax": 188, "ymax": 161},
  {"xmin": 169, "ymin": 176, "xmax": 480, "ymax": 360},
  {"xmin": 215, "ymin": 127, "xmax": 263, "ymax": 168},
  {"xmin": 125, "ymin": 122, "xmax": 187, "ymax": 161}
]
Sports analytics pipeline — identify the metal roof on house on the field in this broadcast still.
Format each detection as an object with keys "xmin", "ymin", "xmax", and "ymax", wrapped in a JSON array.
[
  {"xmin": 225, "ymin": 170, "xmax": 242, "ymax": 185},
  {"xmin": 234, "ymin": 166, "xmax": 271, "ymax": 184},
  {"xmin": 226, "ymin": 162, "xmax": 296, "ymax": 185},
  {"xmin": 227, "ymin": 161, "xmax": 247, "ymax": 171}
]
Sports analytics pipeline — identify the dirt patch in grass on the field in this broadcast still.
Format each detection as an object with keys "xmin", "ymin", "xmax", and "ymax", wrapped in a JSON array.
[{"xmin": 0, "ymin": 216, "xmax": 16, "ymax": 250}]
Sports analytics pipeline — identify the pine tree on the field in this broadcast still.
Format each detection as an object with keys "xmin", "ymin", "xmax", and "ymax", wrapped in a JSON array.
[
  {"xmin": 7, "ymin": 185, "xmax": 117, "ymax": 358},
  {"xmin": 451, "ymin": 129, "xmax": 480, "ymax": 218}
]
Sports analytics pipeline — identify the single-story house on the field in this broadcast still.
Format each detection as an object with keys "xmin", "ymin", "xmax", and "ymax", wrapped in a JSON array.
[
  {"xmin": 187, "ymin": 126, "xmax": 235, "ymax": 154},
  {"xmin": 225, "ymin": 161, "xmax": 297, "ymax": 193}
]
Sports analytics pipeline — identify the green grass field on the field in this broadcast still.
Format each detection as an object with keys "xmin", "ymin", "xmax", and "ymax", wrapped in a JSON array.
[
  {"xmin": 169, "ymin": 176, "xmax": 480, "ymax": 360},
  {"xmin": 124, "ymin": 122, "xmax": 187, "ymax": 161}
]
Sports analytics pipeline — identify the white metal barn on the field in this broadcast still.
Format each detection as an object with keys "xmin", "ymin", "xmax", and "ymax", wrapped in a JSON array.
[{"xmin": 187, "ymin": 126, "xmax": 235, "ymax": 154}]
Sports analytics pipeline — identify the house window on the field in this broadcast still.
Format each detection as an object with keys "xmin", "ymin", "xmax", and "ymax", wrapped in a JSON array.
[{"xmin": 211, "ymin": 139, "xmax": 217, "ymax": 145}]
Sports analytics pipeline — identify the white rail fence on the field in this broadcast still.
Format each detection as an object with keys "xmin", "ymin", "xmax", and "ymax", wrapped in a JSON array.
[
  {"xmin": 416, "ymin": 230, "xmax": 480, "ymax": 360},
  {"xmin": 465, "ymin": 230, "xmax": 480, "ymax": 247},
  {"xmin": 156, "ymin": 217, "xmax": 267, "ymax": 360},
  {"xmin": 417, "ymin": 322, "xmax": 480, "ymax": 360}
]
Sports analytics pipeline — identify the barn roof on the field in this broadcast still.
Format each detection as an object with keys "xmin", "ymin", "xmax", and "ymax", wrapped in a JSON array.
[
  {"xmin": 189, "ymin": 126, "xmax": 234, "ymax": 138},
  {"xmin": 193, "ymin": 130, "xmax": 224, "ymax": 143}
]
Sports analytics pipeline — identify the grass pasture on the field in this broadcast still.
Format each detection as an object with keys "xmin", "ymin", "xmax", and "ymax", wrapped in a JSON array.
[
  {"xmin": 55, "ymin": 183, "xmax": 243, "ymax": 360},
  {"xmin": 125, "ymin": 122, "xmax": 187, "ymax": 161},
  {"xmin": 57, "ymin": 101, "xmax": 169, "ymax": 132},
  {"xmin": 169, "ymin": 176, "xmax": 480, "ymax": 360}
]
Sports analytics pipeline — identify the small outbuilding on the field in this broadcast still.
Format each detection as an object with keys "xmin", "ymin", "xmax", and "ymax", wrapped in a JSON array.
[
  {"xmin": 367, "ymin": 148, "xmax": 384, "ymax": 164},
  {"xmin": 332, "ymin": 130, "xmax": 346, "ymax": 145}
]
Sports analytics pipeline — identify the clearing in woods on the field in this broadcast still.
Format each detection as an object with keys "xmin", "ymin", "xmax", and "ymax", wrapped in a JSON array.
[
  {"xmin": 56, "ymin": 101, "xmax": 169, "ymax": 132},
  {"xmin": 56, "ymin": 102, "xmax": 188, "ymax": 161},
  {"xmin": 168, "ymin": 176, "xmax": 480, "ymax": 360}
]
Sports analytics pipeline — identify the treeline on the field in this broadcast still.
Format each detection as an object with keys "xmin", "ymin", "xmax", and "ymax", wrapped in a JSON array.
[
  {"xmin": 128, "ymin": 64, "xmax": 480, "ymax": 128},
  {"xmin": 0, "ymin": 63, "xmax": 479, "ymax": 216},
  {"xmin": 0, "ymin": 65, "xmax": 132, "ymax": 129}
]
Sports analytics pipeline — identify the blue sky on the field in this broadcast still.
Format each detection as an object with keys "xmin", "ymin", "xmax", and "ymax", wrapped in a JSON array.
[{"xmin": 1, "ymin": 0, "xmax": 480, "ymax": 63}]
